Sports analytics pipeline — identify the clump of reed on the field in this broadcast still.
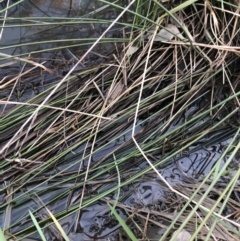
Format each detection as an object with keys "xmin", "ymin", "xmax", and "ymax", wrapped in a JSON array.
[{"xmin": 0, "ymin": 0, "xmax": 240, "ymax": 240}]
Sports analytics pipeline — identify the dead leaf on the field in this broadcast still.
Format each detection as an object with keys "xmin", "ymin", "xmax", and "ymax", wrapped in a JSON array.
[
  {"xmin": 106, "ymin": 81, "xmax": 125, "ymax": 104},
  {"xmin": 148, "ymin": 24, "xmax": 185, "ymax": 42},
  {"xmin": 172, "ymin": 229, "xmax": 191, "ymax": 241},
  {"xmin": 126, "ymin": 46, "xmax": 139, "ymax": 56}
]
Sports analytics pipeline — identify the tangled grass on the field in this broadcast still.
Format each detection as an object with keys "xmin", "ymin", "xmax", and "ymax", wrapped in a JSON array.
[{"xmin": 0, "ymin": 0, "xmax": 240, "ymax": 240}]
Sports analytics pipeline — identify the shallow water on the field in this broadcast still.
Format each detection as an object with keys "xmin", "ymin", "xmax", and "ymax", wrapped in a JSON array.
[{"xmin": 1, "ymin": 127, "xmax": 238, "ymax": 240}]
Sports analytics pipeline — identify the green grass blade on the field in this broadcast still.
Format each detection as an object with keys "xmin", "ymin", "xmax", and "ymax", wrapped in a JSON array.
[
  {"xmin": 46, "ymin": 208, "xmax": 70, "ymax": 241},
  {"xmin": 108, "ymin": 204, "xmax": 138, "ymax": 241},
  {"xmin": 29, "ymin": 210, "xmax": 47, "ymax": 241},
  {"xmin": 0, "ymin": 229, "xmax": 7, "ymax": 241}
]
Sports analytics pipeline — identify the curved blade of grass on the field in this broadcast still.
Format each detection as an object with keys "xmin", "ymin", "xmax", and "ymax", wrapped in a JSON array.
[
  {"xmin": 45, "ymin": 208, "xmax": 70, "ymax": 241},
  {"xmin": 111, "ymin": 153, "xmax": 121, "ymax": 213},
  {"xmin": 28, "ymin": 210, "xmax": 47, "ymax": 241},
  {"xmin": 108, "ymin": 204, "xmax": 138, "ymax": 241}
]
